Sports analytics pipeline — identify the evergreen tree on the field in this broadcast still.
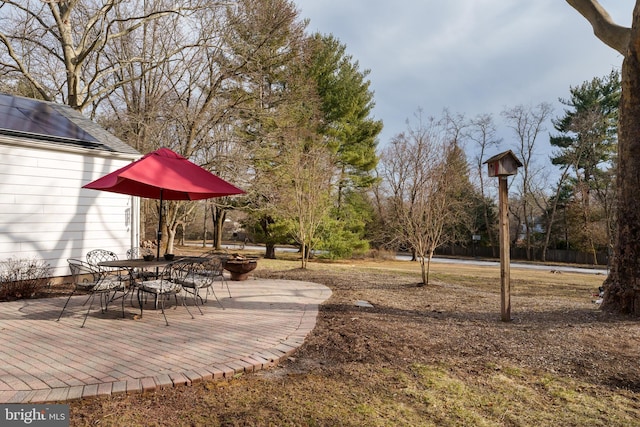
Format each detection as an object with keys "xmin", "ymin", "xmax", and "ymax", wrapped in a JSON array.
[
  {"xmin": 307, "ymin": 34, "xmax": 383, "ymax": 201},
  {"xmin": 551, "ymin": 70, "xmax": 619, "ymax": 175},
  {"xmin": 304, "ymin": 34, "xmax": 383, "ymax": 257},
  {"xmin": 442, "ymin": 141, "xmax": 476, "ymax": 246},
  {"xmin": 550, "ymin": 70, "xmax": 619, "ymax": 258},
  {"xmin": 228, "ymin": 0, "xmax": 310, "ymax": 258}
]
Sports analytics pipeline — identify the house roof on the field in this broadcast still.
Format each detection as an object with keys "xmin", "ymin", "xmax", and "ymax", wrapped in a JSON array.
[{"xmin": 0, "ymin": 93, "xmax": 140, "ymax": 157}]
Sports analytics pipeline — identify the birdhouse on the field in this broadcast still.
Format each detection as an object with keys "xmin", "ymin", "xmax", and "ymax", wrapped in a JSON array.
[{"xmin": 484, "ymin": 150, "xmax": 522, "ymax": 177}]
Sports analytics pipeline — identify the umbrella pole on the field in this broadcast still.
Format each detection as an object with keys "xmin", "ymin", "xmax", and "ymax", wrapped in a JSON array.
[{"xmin": 157, "ymin": 190, "xmax": 163, "ymax": 260}]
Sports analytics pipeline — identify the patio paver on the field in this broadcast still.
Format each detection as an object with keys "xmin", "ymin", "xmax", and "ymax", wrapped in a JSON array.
[{"xmin": 0, "ymin": 278, "xmax": 331, "ymax": 403}]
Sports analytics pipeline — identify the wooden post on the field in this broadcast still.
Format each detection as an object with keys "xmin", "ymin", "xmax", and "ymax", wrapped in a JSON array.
[
  {"xmin": 485, "ymin": 150, "xmax": 520, "ymax": 322},
  {"xmin": 499, "ymin": 176, "xmax": 511, "ymax": 322}
]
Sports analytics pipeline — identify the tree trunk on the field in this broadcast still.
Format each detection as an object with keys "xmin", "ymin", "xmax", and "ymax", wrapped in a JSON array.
[
  {"xmin": 418, "ymin": 256, "xmax": 426, "ymax": 287},
  {"xmin": 602, "ymin": 11, "xmax": 640, "ymax": 315},
  {"xmin": 426, "ymin": 250, "xmax": 434, "ymax": 286},
  {"xmin": 202, "ymin": 202, "xmax": 208, "ymax": 248},
  {"xmin": 523, "ymin": 202, "xmax": 531, "ymax": 261},
  {"xmin": 300, "ymin": 240, "xmax": 307, "ymax": 269},
  {"xmin": 259, "ymin": 216, "xmax": 277, "ymax": 259},
  {"xmin": 166, "ymin": 226, "xmax": 176, "ymax": 255},
  {"xmin": 210, "ymin": 205, "xmax": 226, "ymax": 250},
  {"xmin": 542, "ymin": 165, "xmax": 571, "ymax": 262},
  {"xmin": 265, "ymin": 243, "xmax": 276, "ymax": 259},
  {"xmin": 482, "ymin": 198, "xmax": 497, "ymax": 258}
]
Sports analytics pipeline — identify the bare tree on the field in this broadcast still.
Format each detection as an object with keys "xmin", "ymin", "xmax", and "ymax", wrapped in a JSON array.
[
  {"xmin": 228, "ymin": 0, "xmax": 314, "ymax": 259},
  {"xmin": 99, "ymin": 0, "xmax": 305, "ymax": 254},
  {"xmin": 97, "ymin": 2, "xmax": 192, "ymax": 243},
  {"xmin": 379, "ymin": 111, "xmax": 470, "ymax": 286},
  {"xmin": 467, "ymin": 113, "xmax": 501, "ymax": 255},
  {"xmin": 501, "ymin": 103, "xmax": 553, "ymax": 260},
  {"xmin": 96, "ymin": 2, "xmax": 240, "ymax": 253},
  {"xmin": 539, "ymin": 164, "xmax": 572, "ymax": 262},
  {"xmin": 0, "ymin": 0, "xmax": 204, "ymax": 111},
  {"xmin": 274, "ymin": 128, "xmax": 335, "ymax": 269},
  {"xmin": 566, "ymin": 0, "xmax": 640, "ymax": 314}
]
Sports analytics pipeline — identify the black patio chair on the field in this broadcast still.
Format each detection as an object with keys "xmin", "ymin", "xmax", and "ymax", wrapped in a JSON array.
[
  {"xmin": 86, "ymin": 249, "xmax": 128, "ymax": 281},
  {"xmin": 126, "ymin": 246, "xmax": 156, "ymax": 281},
  {"xmin": 136, "ymin": 261, "xmax": 194, "ymax": 326},
  {"xmin": 57, "ymin": 259, "xmax": 125, "ymax": 327},
  {"xmin": 201, "ymin": 251, "xmax": 232, "ymax": 298},
  {"xmin": 86, "ymin": 248, "xmax": 118, "ymax": 266},
  {"xmin": 175, "ymin": 258, "xmax": 226, "ymax": 314},
  {"xmin": 126, "ymin": 246, "xmax": 155, "ymax": 262},
  {"xmin": 86, "ymin": 248, "xmax": 129, "ymax": 300}
]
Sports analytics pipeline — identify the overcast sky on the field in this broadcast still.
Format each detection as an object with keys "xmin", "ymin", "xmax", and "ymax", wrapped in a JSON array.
[{"xmin": 293, "ymin": 1, "xmax": 631, "ymax": 158}]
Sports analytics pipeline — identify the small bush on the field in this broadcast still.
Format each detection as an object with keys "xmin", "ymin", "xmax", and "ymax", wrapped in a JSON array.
[
  {"xmin": 0, "ymin": 257, "xmax": 52, "ymax": 300},
  {"xmin": 366, "ymin": 248, "xmax": 398, "ymax": 260}
]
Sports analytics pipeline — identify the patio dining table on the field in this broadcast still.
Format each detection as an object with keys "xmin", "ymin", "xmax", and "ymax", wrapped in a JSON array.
[
  {"xmin": 99, "ymin": 257, "xmax": 211, "ymax": 324},
  {"xmin": 99, "ymin": 258, "xmax": 174, "ymax": 269},
  {"xmin": 98, "ymin": 258, "xmax": 177, "ymax": 284},
  {"xmin": 98, "ymin": 256, "xmax": 208, "ymax": 271},
  {"xmin": 98, "ymin": 257, "xmax": 209, "ymax": 305},
  {"xmin": 97, "ymin": 258, "xmax": 173, "ymax": 307}
]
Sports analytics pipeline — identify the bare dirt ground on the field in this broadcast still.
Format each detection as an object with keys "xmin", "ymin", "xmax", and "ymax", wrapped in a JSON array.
[{"xmin": 54, "ymin": 253, "xmax": 640, "ymax": 426}]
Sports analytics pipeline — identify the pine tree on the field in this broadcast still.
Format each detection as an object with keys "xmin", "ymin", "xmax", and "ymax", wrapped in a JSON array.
[{"xmin": 549, "ymin": 70, "xmax": 619, "ymax": 260}]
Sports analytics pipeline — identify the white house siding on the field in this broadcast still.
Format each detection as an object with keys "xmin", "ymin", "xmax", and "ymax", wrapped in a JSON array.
[{"xmin": 0, "ymin": 141, "xmax": 139, "ymax": 277}]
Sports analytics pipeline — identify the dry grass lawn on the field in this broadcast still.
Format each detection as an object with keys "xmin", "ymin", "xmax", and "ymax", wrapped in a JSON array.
[{"xmin": 66, "ymin": 249, "xmax": 640, "ymax": 426}]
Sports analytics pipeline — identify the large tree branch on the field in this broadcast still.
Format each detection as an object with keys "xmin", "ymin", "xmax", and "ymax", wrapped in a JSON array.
[
  {"xmin": 566, "ymin": 0, "xmax": 631, "ymax": 55},
  {"xmin": 0, "ymin": 33, "xmax": 54, "ymax": 101}
]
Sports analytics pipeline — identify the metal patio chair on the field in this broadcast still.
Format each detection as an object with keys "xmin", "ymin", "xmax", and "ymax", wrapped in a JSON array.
[
  {"xmin": 86, "ymin": 248, "xmax": 118, "ymax": 266},
  {"xmin": 126, "ymin": 246, "xmax": 155, "ymax": 261},
  {"xmin": 126, "ymin": 246, "xmax": 157, "ymax": 281},
  {"xmin": 86, "ymin": 248, "xmax": 129, "ymax": 300},
  {"xmin": 201, "ymin": 251, "xmax": 232, "ymax": 298},
  {"xmin": 86, "ymin": 249, "xmax": 127, "ymax": 281},
  {"xmin": 57, "ymin": 259, "xmax": 125, "ymax": 327},
  {"xmin": 175, "ymin": 258, "xmax": 226, "ymax": 314},
  {"xmin": 136, "ymin": 261, "xmax": 194, "ymax": 326}
]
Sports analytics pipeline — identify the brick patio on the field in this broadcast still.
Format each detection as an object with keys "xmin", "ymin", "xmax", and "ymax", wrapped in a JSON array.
[{"xmin": 0, "ymin": 278, "xmax": 331, "ymax": 403}]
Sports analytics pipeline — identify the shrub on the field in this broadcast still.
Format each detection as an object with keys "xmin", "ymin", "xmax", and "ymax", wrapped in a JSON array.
[
  {"xmin": 0, "ymin": 257, "xmax": 52, "ymax": 300},
  {"xmin": 366, "ymin": 248, "xmax": 398, "ymax": 260}
]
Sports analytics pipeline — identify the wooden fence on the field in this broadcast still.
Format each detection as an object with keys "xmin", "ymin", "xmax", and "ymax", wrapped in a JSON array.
[{"xmin": 434, "ymin": 245, "xmax": 609, "ymax": 266}]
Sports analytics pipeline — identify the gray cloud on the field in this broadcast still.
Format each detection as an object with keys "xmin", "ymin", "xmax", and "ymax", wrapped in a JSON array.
[{"xmin": 295, "ymin": 0, "xmax": 630, "ymax": 153}]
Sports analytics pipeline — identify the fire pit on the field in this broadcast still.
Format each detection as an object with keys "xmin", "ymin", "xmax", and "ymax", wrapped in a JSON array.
[{"xmin": 223, "ymin": 256, "xmax": 258, "ymax": 281}]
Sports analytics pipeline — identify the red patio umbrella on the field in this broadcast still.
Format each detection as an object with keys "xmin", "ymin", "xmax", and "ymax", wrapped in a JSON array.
[{"xmin": 83, "ymin": 147, "xmax": 245, "ymax": 258}]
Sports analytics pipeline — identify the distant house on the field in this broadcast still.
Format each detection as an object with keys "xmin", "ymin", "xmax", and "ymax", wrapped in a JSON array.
[{"xmin": 0, "ymin": 94, "xmax": 141, "ymax": 277}]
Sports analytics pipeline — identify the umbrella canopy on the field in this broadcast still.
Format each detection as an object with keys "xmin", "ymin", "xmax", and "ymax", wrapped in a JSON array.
[
  {"xmin": 83, "ymin": 147, "xmax": 244, "ymax": 200},
  {"xmin": 83, "ymin": 147, "xmax": 245, "ymax": 257}
]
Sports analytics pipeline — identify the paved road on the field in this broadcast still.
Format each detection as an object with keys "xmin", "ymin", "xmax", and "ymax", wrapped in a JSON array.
[
  {"xmin": 395, "ymin": 255, "xmax": 608, "ymax": 275},
  {"xmin": 215, "ymin": 243, "xmax": 608, "ymax": 276}
]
